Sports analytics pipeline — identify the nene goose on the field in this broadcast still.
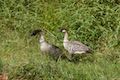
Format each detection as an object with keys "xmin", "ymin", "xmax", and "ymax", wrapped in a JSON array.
[
  {"xmin": 61, "ymin": 29, "xmax": 91, "ymax": 56},
  {"xmin": 31, "ymin": 29, "xmax": 62, "ymax": 60}
]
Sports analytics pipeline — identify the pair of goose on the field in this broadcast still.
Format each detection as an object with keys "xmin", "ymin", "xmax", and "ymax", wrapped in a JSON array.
[{"xmin": 31, "ymin": 29, "xmax": 91, "ymax": 60}]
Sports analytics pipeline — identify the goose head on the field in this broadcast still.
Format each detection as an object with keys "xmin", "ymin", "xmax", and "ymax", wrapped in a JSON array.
[
  {"xmin": 31, "ymin": 29, "xmax": 42, "ymax": 36},
  {"xmin": 60, "ymin": 28, "xmax": 67, "ymax": 33}
]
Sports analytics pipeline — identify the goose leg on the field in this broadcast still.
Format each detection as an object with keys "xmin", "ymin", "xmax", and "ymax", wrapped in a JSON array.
[{"xmin": 67, "ymin": 53, "xmax": 74, "ymax": 61}]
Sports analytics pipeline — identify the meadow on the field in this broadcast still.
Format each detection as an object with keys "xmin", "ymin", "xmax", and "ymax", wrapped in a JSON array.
[{"xmin": 0, "ymin": 0, "xmax": 120, "ymax": 80}]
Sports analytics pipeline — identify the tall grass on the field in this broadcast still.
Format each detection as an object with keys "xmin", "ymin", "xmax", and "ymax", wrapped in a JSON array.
[{"xmin": 0, "ymin": 0, "xmax": 120, "ymax": 80}]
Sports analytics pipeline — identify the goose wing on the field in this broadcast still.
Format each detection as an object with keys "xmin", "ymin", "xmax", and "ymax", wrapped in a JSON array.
[
  {"xmin": 49, "ymin": 44, "xmax": 62, "ymax": 59},
  {"xmin": 70, "ymin": 41, "xmax": 90, "ymax": 54}
]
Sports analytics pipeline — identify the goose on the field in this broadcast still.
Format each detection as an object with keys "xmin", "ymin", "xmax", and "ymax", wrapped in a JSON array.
[
  {"xmin": 31, "ymin": 29, "xmax": 62, "ymax": 61},
  {"xmin": 61, "ymin": 29, "xmax": 91, "ymax": 56}
]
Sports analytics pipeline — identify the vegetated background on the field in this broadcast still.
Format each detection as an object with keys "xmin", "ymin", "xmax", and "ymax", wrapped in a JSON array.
[{"xmin": 0, "ymin": 0, "xmax": 120, "ymax": 80}]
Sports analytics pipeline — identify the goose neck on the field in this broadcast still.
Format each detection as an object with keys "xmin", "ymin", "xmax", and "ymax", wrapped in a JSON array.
[
  {"xmin": 40, "ymin": 35, "xmax": 45, "ymax": 43},
  {"xmin": 64, "ymin": 32, "xmax": 69, "ymax": 42}
]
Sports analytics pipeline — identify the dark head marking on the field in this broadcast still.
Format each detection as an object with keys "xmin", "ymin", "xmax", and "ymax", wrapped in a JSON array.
[
  {"xmin": 31, "ymin": 29, "xmax": 42, "ymax": 36},
  {"xmin": 59, "ymin": 28, "xmax": 68, "ymax": 33}
]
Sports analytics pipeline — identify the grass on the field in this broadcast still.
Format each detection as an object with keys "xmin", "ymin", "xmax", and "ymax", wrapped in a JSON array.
[{"xmin": 0, "ymin": 0, "xmax": 120, "ymax": 80}]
